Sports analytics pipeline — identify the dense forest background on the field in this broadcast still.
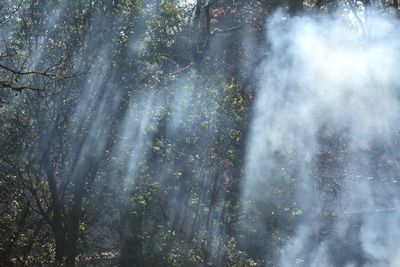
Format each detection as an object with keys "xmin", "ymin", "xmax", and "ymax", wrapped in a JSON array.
[{"xmin": 2, "ymin": 0, "xmax": 400, "ymax": 266}]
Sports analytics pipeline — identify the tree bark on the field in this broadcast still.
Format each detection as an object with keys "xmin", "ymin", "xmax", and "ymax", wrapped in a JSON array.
[
  {"xmin": 44, "ymin": 156, "xmax": 67, "ymax": 264},
  {"xmin": 54, "ymin": 227, "xmax": 66, "ymax": 264},
  {"xmin": 288, "ymin": 0, "xmax": 304, "ymax": 16},
  {"xmin": 65, "ymin": 180, "xmax": 85, "ymax": 266}
]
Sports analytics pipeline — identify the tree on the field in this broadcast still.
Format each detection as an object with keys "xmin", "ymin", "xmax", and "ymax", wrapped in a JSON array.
[{"xmin": 288, "ymin": 0, "xmax": 304, "ymax": 15}]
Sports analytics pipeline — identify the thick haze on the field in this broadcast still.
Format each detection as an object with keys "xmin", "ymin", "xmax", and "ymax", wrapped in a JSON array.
[{"xmin": 245, "ymin": 10, "xmax": 400, "ymax": 267}]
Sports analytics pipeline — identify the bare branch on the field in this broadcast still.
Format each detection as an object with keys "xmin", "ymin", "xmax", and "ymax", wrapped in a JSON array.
[{"xmin": 211, "ymin": 24, "xmax": 246, "ymax": 35}]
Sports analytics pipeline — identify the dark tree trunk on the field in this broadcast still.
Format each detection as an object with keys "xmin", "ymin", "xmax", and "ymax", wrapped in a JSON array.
[
  {"xmin": 45, "ymin": 157, "xmax": 67, "ymax": 264},
  {"xmin": 394, "ymin": 0, "xmax": 399, "ymax": 16},
  {"xmin": 65, "ymin": 181, "xmax": 85, "ymax": 266},
  {"xmin": 288, "ymin": 0, "xmax": 304, "ymax": 16},
  {"xmin": 119, "ymin": 206, "xmax": 145, "ymax": 267},
  {"xmin": 54, "ymin": 227, "xmax": 66, "ymax": 264}
]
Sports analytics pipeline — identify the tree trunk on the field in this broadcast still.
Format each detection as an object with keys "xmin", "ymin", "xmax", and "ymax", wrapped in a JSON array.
[
  {"xmin": 45, "ymin": 158, "xmax": 67, "ymax": 264},
  {"xmin": 394, "ymin": 0, "xmax": 399, "ymax": 16},
  {"xmin": 288, "ymin": 0, "xmax": 304, "ymax": 16},
  {"xmin": 65, "ymin": 183, "xmax": 85, "ymax": 266},
  {"xmin": 52, "ymin": 202, "xmax": 66, "ymax": 264},
  {"xmin": 54, "ymin": 228, "xmax": 66, "ymax": 264}
]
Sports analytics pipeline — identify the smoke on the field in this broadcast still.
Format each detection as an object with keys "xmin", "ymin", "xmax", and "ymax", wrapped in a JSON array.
[
  {"xmin": 128, "ymin": 0, "xmax": 162, "ymax": 56},
  {"xmin": 244, "ymin": 9, "xmax": 400, "ymax": 267},
  {"xmin": 113, "ymin": 91, "xmax": 166, "ymax": 191},
  {"xmin": 29, "ymin": 3, "xmax": 66, "ymax": 69}
]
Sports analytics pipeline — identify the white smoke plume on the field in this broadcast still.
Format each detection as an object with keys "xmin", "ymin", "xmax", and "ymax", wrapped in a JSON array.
[{"xmin": 244, "ymin": 9, "xmax": 400, "ymax": 267}]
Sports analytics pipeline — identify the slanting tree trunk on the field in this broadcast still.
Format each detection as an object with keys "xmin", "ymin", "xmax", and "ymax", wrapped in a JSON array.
[{"xmin": 288, "ymin": 0, "xmax": 304, "ymax": 16}]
